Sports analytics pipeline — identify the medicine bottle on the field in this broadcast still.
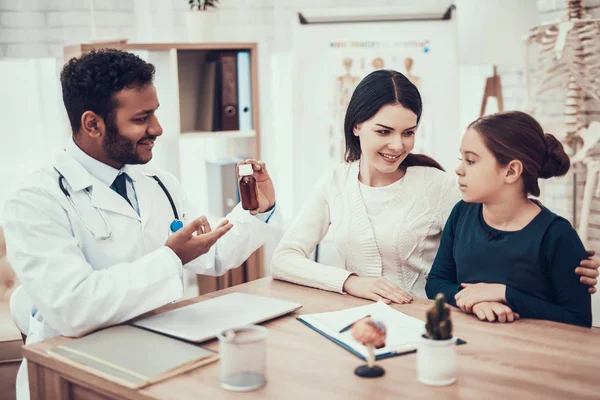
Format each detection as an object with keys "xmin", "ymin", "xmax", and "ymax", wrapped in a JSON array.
[{"xmin": 238, "ymin": 164, "xmax": 259, "ymax": 211}]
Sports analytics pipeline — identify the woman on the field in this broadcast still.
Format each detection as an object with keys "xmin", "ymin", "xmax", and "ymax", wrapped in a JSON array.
[{"xmin": 271, "ymin": 70, "xmax": 599, "ymax": 304}]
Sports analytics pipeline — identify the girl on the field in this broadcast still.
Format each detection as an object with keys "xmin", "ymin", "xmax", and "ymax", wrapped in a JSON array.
[
  {"xmin": 271, "ymin": 70, "xmax": 599, "ymax": 306},
  {"xmin": 426, "ymin": 111, "xmax": 591, "ymax": 327}
]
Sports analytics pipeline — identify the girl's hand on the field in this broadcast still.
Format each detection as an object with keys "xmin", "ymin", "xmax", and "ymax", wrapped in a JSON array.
[
  {"xmin": 472, "ymin": 301, "xmax": 520, "ymax": 323},
  {"xmin": 455, "ymin": 283, "xmax": 507, "ymax": 313}
]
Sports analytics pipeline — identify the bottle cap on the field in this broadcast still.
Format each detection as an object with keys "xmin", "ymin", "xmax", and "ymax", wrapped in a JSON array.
[{"xmin": 239, "ymin": 164, "xmax": 254, "ymax": 176}]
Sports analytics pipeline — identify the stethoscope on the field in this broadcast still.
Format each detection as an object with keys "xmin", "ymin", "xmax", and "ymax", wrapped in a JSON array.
[{"xmin": 56, "ymin": 170, "xmax": 184, "ymax": 240}]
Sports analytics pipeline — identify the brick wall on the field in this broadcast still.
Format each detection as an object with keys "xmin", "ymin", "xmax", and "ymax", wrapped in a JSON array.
[
  {"xmin": 0, "ymin": 0, "xmax": 457, "ymax": 58},
  {"xmin": 0, "ymin": 0, "xmax": 134, "ymax": 59}
]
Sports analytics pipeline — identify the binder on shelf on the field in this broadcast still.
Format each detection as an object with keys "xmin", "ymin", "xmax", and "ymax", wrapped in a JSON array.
[
  {"xmin": 237, "ymin": 51, "xmax": 253, "ymax": 131},
  {"xmin": 218, "ymin": 51, "xmax": 239, "ymax": 131},
  {"xmin": 196, "ymin": 51, "xmax": 253, "ymax": 133},
  {"xmin": 195, "ymin": 61, "xmax": 220, "ymax": 132},
  {"xmin": 196, "ymin": 60, "xmax": 219, "ymax": 132},
  {"xmin": 212, "ymin": 56, "xmax": 223, "ymax": 131}
]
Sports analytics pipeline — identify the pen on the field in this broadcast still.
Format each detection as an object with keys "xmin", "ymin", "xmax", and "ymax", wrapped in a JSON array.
[{"xmin": 339, "ymin": 315, "xmax": 371, "ymax": 333}]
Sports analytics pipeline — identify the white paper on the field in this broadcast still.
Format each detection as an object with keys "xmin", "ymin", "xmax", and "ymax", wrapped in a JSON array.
[{"xmin": 298, "ymin": 301, "xmax": 425, "ymax": 358}]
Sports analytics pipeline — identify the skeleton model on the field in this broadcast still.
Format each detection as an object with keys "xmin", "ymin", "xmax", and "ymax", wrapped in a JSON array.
[
  {"xmin": 525, "ymin": 1, "xmax": 600, "ymax": 245},
  {"xmin": 571, "ymin": 121, "xmax": 600, "ymax": 247},
  {"xmin": 525, "ymin": 0, "xmax": 600, "ymax": 151}
]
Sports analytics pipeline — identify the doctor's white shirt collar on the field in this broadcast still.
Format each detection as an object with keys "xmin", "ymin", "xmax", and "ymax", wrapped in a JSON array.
[{"xmin": 66, "ymin": 137, "xmax": 134, "ymax": 187}]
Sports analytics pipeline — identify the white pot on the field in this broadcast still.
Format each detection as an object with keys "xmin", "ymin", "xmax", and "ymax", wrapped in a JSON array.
[
  {"xmin": 416, "ymin": 336, "xmax": 458, "ymax": 386},
  {"xmin": 185, "ymin": 10, "xmax": 217, "ymax": 42}
]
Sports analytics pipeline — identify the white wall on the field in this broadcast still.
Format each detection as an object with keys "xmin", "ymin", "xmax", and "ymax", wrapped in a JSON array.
[{"xmin": 0, "ymin": 58, "xmax": 67, "ymax": 222}]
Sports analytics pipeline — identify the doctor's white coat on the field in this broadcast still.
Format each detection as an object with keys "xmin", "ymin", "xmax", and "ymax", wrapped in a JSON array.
[{"xmin": 3, "ymin": 150, "xmax": 280, "ymax": 399}]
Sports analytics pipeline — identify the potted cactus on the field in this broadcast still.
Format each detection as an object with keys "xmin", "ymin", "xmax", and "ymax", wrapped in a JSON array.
[
  {"xmin": 416, "ymin": 293, "xmax": 458, "ymax": 386},
  {"xmin": 185, "ymin": 0, "xmax": 220, "ymax": 42}
]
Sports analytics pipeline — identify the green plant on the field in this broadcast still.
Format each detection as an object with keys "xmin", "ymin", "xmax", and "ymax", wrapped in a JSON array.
[
  {"xmin": 425, "ymin": 293, "xmax": 453, "ymax": 340},
  {"xmin": 188, "ymin": 0, "xmax": 219, "ymax": 11}
]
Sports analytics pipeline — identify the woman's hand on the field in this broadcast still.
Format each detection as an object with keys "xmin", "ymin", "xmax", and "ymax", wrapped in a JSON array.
[
  {"xmin": 472, "ymin": 301, "xmax": 520, "ymax": 323},
  {"xmin": 576, "ymin": 250, "xmax": 600, "ymax": 294},
  {"xmin": 342, "ymin": 276, "xmax": 413, "ymax": 304},
  {"xmin": 455, "ymin": 283, "xmax": 507, "ymax": 313}
]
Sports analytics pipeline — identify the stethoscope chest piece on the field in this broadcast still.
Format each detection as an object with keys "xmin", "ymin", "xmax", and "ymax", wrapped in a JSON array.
[{"xmin": 170, "ymin": 219, "xmax": 184, "ymax": 233}]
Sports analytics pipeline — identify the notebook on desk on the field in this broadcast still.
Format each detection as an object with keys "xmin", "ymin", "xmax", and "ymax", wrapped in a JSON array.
[
  {"xmin": 132, "ymin": 292, "xmax": 303, "ymax": 343},
  {"xmin": 48, "ymin": 325, "xmax": 218, "ymax": 389},
  {"xmin": 298, "ymin": 301, "xmax": 466, "ymax": 361}
]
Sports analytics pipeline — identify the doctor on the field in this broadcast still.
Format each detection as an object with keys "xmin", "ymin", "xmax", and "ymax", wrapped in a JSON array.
[{"xmin": 4, "ymin": 49, "xmax": 279, "ymax": 399}]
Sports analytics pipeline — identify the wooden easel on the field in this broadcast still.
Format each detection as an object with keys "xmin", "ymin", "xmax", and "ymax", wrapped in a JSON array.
[{"xmin": 480, "ymin": 65, "xmax": 504, "ymax": 117}]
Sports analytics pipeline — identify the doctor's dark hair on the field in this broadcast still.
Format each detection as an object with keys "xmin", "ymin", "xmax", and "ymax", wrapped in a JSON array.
[
  {"xmin": 60, "ymin": 49, "xmax": 156, "ymax": 135},
  {"xmin": 344, "ymin": 69, "xmax": 443, "ymax": 171},
  {"xmin": 468, "ymin": 111, "xmax": 570, "ymax": 197}
]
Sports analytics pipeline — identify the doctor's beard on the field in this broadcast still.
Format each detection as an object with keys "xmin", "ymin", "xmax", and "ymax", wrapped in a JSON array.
[{"xmin": 103, "ymin": 117, "xmax": 153, "ymax": 165}]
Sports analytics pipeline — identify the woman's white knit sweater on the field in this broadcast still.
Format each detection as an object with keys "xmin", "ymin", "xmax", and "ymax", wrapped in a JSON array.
[{"xmin": 271, "ymin": 161, "xmax": 460, "ymax": 297}]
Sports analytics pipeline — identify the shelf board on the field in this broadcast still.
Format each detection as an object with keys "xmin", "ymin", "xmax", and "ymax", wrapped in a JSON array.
[
  {"xmin": 65, "ymin": 42, "xmax": 258, "ymax": 54},
  {"xmin": 180, "ymin": 130, "xmax": 256, "ymax": 139}
]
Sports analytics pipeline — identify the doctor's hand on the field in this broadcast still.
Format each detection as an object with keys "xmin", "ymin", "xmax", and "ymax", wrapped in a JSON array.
[
  {"xmin": 237, "ymin": 159, "xmax": 276, "ymax": 215},
  {"xmin": 342, "ymin": 276, "xmax": 413, "ymax": 304},
  {"xmin": 166, "ymin": 217, "xmax": 233, "ymax": 265}
]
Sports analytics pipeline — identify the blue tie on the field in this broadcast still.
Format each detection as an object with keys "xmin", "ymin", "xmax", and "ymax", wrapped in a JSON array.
[{"xmin": 111, "ymin": 173, "xmax": 133, "ymax": 208}]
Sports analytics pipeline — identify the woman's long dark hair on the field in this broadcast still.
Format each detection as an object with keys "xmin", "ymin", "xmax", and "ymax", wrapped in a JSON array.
[{"xmin": 344, "ymin": 69, "xmax": 443, "ymax": 171}]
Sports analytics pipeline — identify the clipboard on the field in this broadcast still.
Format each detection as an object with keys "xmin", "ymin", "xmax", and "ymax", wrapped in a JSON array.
[
  {"xmin": 48, "ymin": 325, "xmax": 218, "ymax": 389},
  {"xmin": 297, "ymin": 301, "xmax": 466, "ymax": 361}
]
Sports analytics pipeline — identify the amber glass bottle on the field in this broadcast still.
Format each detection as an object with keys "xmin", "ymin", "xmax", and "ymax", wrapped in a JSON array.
[{"xmin": 238, "ymin": 164, "xmax": 259, "ymax": 210}]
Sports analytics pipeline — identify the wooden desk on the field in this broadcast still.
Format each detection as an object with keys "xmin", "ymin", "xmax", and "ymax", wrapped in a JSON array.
[{"xmin": 24, "ymin": 278, "xmax": 600, "ymax": 400}]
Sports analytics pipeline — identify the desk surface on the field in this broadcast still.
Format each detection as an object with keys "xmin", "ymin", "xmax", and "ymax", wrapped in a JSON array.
[{"xmin": 24, "ymin": 278, "xmax": 600, "ymax": 400}]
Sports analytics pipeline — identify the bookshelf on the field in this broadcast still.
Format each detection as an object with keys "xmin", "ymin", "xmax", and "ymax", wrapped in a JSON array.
[{"xmin": 64, "ymin": 42, "xmax": 264, "ymax": 295}]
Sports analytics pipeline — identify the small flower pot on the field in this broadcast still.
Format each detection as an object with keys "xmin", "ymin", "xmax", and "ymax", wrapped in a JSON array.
[
  {"xmin": 416, "ymin": 335, "xmax": 457, "ymax": 386},
  {"xmin": 185, "ymin": 10, "xmax": 217, "ymax": 42}
]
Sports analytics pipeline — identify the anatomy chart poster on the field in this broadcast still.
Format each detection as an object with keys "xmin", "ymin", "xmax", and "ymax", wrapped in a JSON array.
[{"xmin": 327, "ymin": 40, "xmax": 435, "ymax": 162}]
